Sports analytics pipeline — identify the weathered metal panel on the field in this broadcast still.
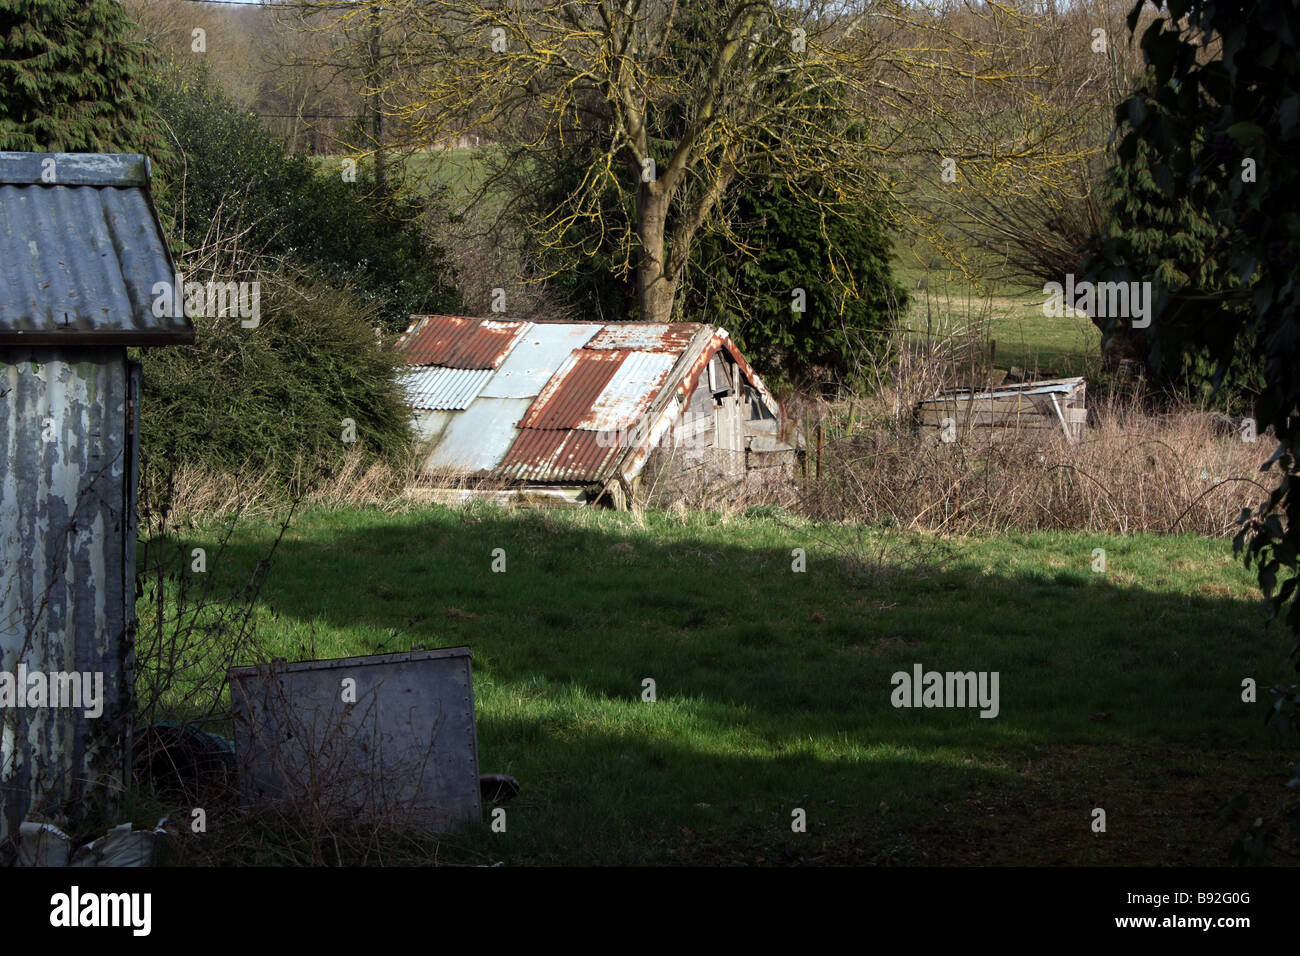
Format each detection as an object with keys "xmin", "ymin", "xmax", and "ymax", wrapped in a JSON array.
[
  {"xmin": 399, "ymin": 315, "xmax": 525, "ymax": 369},
  {"xmin": 519, "ymin": 349, "xmax": 627, "ymax": 430},
  {"xmin": 920, "ymin": 376, "xmax": 1086, "ymax": 404},
  {"xmin": 916, "ymin": 377, "xmax": 1087, "ymax": 442},
  {"xmin": 229, "ymin": 647, "xmax": 481, "ymax": 832},
  {"xmin": 0, "ymin": 152, "xmax": 150, "ymax": 187},
  {"xmin": 477, "ymin": 323, "xmax": 602, "ymax": 399},
  {"xmin": 398, "ymin": 366, "xmax": 493, "ymax": 411},
  {"xmin": 410, "ymin": 408, "xmax": 455, "ymax": 447},
  {"xmin": 424, "ymin": 397, "xmax": 532, "ymax": 474},
  {"xmin": 0, "ymin": 347, "xmax": 134, "ymax": 845},
  {"xmin": 576, "ymin": 350, "xmax": 677, "ymax": 432},
  {"xmin": 584, "ymin": 323, "xmax": 703, "ymax": 352},
  {"xmin": 498, "ymin": 429, "xmax": 622, "ymax": 483},
  {"xmin": 0, "ymin": 154, "xmax": 193, "ymax": 345}
]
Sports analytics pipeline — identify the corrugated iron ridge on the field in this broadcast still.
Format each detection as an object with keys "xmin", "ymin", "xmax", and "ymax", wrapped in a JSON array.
[
  {"xmin": 583, "ymin": 323, "xmax": 704, "ymax": 352},
  {"xmin": 0, "ymin": 177, "xmax": 193, "ymax": 343}
]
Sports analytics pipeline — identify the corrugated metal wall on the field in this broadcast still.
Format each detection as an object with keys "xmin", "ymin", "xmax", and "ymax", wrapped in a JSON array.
[{"xmin": 0, "ymin": 347, "xmax": 136, "ymax": 845}]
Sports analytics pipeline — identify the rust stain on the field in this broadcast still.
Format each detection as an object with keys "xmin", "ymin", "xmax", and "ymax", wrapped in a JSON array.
[
  {"xmin": 518, "ymin": 349, "xmax": 626, "ymax": 430},
  {"xmin": 399, "ymin": 315, "xmax": 526, "ymax": 369},
  {"xmin": 584, "ymin": 323, "xmax": 703, "ymax": 352}
]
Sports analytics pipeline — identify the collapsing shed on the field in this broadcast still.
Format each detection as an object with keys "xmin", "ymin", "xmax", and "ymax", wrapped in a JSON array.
[
  {"xmin": 0, "ymin": 152, "xmax": 193, "ymax": 850},
  {"xmin": 915, "ymin": 376, "xmax": 1087, "ymax": 443},
  {"xmin": 395, "ymin": 316, "xmax": 798, "ymax": 506}
]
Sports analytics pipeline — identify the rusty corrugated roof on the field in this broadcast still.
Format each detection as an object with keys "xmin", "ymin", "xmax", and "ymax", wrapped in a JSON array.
[
  {"xmin": 499, "ymin": 428, "xmax": 623, "ymax": 483},
  {"xmin": 399, "ymin": 317, "xmax": 788, "ymax": 488},
  {"xmin": 584, "ymin": 323, "xmax": 703, "ymax": 352},
  {"xmin": 399, "ymin": 315, "xmax": 526, "ymax": 368},
  {"xmin": 519, "ymin": 349, "xmax": 627, "ymax": 430},
  {"xmin": 575, "ymin": 350, "xmax": 677, "ymax": 432},
  {"xmin": 0, "ymin": 152, "xmax": 193, "ymax": 344}
]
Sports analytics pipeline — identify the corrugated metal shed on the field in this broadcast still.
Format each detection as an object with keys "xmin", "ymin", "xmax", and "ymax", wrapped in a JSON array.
[
  {"xmin": 398, "ymin": 317, "xmax": 795, "ymax": 499},
  {"xmin": 398, "ymin": 315, "xmax": 525, "ymax": 369},
  {"xmin": 0, "ymin": 152, "xmax": 193, "ymax": 345},
  {"xmin": 1, "ymin": 152, "xmax": 185, "ymax": 847}
]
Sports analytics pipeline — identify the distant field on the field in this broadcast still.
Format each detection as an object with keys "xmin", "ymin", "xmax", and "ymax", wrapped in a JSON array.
[
  {"xmin": 143, "ymin": 502, "xmax": 1295, "ymax": 865},
  {"xmin": 326, "ymin": 147, "xmax": 1101, "ymax": 378}
]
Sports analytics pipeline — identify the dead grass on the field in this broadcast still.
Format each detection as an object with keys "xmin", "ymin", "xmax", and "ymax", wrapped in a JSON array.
[{"xmin": 789, "ymin": 389, "xmax": 1272, "ymax": 536}]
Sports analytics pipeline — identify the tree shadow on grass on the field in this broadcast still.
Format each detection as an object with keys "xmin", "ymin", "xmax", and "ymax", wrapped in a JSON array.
[{"xmin": 143, "ymin": 505, "xmax": 1298, "ymax": 864}]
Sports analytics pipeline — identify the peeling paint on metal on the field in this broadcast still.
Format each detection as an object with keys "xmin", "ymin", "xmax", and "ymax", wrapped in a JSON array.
[
  {"xmin": 575, "ymin": 350, "xmax": 677, "ymax": 432},
  {"xmin": 1, "ymin": 348, "xmax": 134, "ymax": 844},
  {"xmin": 498, "ymin": 429, "xmax": 622, "ymax": 483},
  {"xmin": 519, "ymin": 349, "xmax": 627, "ymax": 430},
  {"xmin": 583, "ymin": 323, "xmax": 703, "ymax": 352}
]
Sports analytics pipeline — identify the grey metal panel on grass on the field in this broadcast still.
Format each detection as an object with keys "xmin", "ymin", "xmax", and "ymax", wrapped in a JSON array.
[
  {"xmin": 228, "ymin": 647, "xmax": 481, "ymax": 832},
  {"xmin": 477, "ymin": 323, "xmax": 602, "ymax": 399},
  {"xmin": 0, "ymin": 347, "xmax": 134, "ymax": 845},
  {"xmin": 0, "ymin": 153, "xmax": 192, "ymax": 344},
  {"xmin": 425, "ymin": 397, "xmax": 532, "ymax": 473}
]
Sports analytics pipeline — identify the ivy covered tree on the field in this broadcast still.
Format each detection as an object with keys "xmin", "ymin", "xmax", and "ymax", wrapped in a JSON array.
[
  {"xmin": 1095, "ymin": 0, "xmax": 1300, "ymax": 859},
  {"xmin": 684, "ymin": 173, "xmax": 905, "ymax": 390},
  {"xmin": 1087, "ymin": 127, "xmax": 1260, "ymax": 410},
  {"xmin": 0, "ymin": 0, "xmax": 165, "ymax": 156}
]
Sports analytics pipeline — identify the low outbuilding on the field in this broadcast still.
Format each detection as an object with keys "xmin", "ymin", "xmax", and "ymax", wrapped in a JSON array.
[{"xmin": 395, "ymin": 315, "xmax": 799, "ymax": 506}]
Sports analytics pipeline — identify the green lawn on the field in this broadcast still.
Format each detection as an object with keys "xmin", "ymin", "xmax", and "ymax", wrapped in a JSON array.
[{"xmin": 141, "ymin": 502, "xmax": 1296, "ymax": 865}]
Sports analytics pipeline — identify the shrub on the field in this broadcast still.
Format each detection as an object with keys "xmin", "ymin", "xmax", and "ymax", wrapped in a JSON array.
[{"xmin": 138, "ymin": 271, "xmax": 412, "ymax": 488}]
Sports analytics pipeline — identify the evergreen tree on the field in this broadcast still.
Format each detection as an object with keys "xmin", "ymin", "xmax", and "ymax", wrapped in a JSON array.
[
  {"xmin": 684, "ymin": 174, "xmax": 906, "ymax": 390},
  {"xmin": 1087, "ymin": 128, "xmax": 1260, "ymax": 409},
  {"xmin": 0, "ymin": 0, "xmax": 164, "ymax": 156}
]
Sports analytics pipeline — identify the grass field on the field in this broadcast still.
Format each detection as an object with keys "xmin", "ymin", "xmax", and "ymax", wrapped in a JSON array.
[{"xmin": 145, "ymin": 502, "xmax": 1297, "ymax": 865}]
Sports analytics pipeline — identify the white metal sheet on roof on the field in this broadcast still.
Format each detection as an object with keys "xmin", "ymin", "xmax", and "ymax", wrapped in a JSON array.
[
  {"xmin": 423, "ymin": 397, "xmax": 532, "ymax": 473},
  {"xmin": 575, "ymin": 350, "xmax": 678, "ymax": 432},
  {"xmin": 398, "ymin": 366, "xmax": 493, "ymax": 410},
  {"xmin": 477, "ymin": 323, "xmax": 603, "ymax": 399}
]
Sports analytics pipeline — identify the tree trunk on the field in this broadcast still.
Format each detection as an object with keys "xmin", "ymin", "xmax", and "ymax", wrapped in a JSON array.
[{"xmin": 636, "ymin": 181, "xmax": 678, "ymax": 323}]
